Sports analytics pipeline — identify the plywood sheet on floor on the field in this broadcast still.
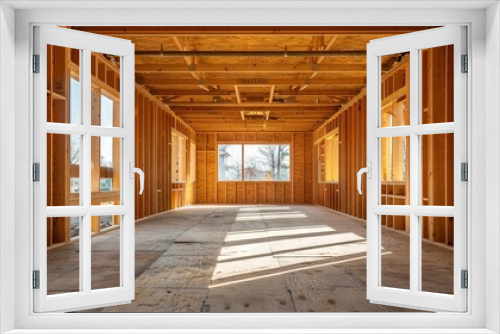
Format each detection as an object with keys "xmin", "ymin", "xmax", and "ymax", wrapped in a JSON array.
[{"xmin": 53, "ymin": 204, "xmax": 453, "ymax": 313}]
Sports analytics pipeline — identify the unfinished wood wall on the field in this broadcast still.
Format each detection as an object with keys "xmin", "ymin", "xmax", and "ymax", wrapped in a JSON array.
[
  {"xmin": 313, "ymin": 96, "xmax": 367, "ymax": 220},
  {"xmin": 46, "ymin": 47, "xmax": 196, "ymax": 247},
  {"xmin": 134, "ymin": 87, "xmax": 196, "ymax": 219},
  {"xmin": 313, "ymin": 45, "xmax": 454, "ymax": 248},
  {"xmin": 195, "ymin": 132, "xmax": 313, "ymax": 204}
]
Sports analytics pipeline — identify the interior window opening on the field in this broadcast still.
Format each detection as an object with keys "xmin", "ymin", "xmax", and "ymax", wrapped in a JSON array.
[{"xmin": 40, "ymin": 25, "xmax": 462, "ymax": 315}]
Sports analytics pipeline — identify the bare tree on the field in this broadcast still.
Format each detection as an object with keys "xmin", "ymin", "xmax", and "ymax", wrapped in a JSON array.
[
  {"xmin": 219, "ymin": 145, "xmax": 242, "ymax": 180},
  {"xmin": 257, "ymin": 145, "xmax": 289, "ymax": 180}
]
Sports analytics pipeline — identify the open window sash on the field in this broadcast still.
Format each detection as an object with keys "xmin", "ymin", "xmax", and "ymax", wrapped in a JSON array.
[
  {"xmin": 365, "ymin": 26, "xmax": 467, "ymax": 312},
  {"xmin": 33, "ymin": 25, "xmax": 136, "ymax": 313}
]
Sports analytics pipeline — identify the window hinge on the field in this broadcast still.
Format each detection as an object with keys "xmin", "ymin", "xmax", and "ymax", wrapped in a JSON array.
[
  {"xmin": 461, "ymin": 54, "xmax": 468, "ymax": 73},
  {"xmin": 461, "ymin": 270, "xmax": 468, "ymax": 289},
  {"xmin": 461, "ymin": 162, "xmax": 468, "ymax": 182},
  {"xmin": 33, "ymin": 163, "xmax": 40, "ymax": 182},
  {"xmin": 33, "ymin": 54, "xmax": 40, "ymax": 73},
  {"xmin": 33, "ymin": 270, "xmax": 40, "ymax": 289}
]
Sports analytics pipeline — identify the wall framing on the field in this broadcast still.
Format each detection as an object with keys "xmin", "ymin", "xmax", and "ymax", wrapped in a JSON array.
[{"xmin": 196, "ymin": 132, "xmax": 312, "ymax": 204}]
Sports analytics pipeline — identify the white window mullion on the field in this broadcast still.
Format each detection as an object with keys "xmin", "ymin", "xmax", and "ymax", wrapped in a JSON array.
[
  {"xmin": 409, "ymin": 47, "xmax": 420, "ymax": 295},
  {"xmin": 372, "ymin": 126, "xmax": 412, "ymax": 138},
  {"xmin": 413, "ymin": 122, "xmax": 455, "ymax": 135},
  {"xmin": 82, "ymin": 48, "xmax": 92, "ymax": 294}
]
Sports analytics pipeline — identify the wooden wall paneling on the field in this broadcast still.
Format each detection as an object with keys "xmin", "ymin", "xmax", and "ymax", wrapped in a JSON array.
[
  {"xmin": 227, "ymin": 182, "xmax": 236, "ymax": 204},
  {"xmin": 266, "ymin": 183, "xmax": 274, "ymax": 204},
  {"xmin": 312, "ymin": 54, "xmax": 452, "ymax": 249},
  {"xmin": 155, "ymin": 104, "xmax": 162, "ymax": 212},
  {"xmin": 217, "ymin": 182, "xmax": 226, "ymax": 204},
  {"xmin": 312, "ymin": 143, "xmax": 318, "ymax": 205},
  {"xmin": 236, "ymin": 182, "xmax": 245, "ymax": 203},
  {"xmin": 341, "ymin": 113, "xmax": 347, "ymax": 214},
  {"xmin": 206, "ymin": 134, "xmax": 216, "ymax": 203},
  {"xmin": 245, "ymin": 182, "xmax": 257, "ymax": 204},
  {"xmin": 292, "ymin": 133, "xmax": 305, "ymax": 203},
  {"xmin": 257, "ymin": 182, "xmax": 266, "ymax": 203},
  {"xmin": 149, "ymin": 101, "xmax": 156, "ymax": 214},
  {"xmin": 196, "ymin": 133, "xmax": 207, "ymax": 204},
  {"xmin": 304, "ymin": 134, "xmax": 313, "ymax": 203},
  {"xmin": 143, "ymin": 96, "xmax": 151, "ymax": 217},
  {"xmin": 348, "ymin": 105, "xmax": 354, "ymax": 217}
]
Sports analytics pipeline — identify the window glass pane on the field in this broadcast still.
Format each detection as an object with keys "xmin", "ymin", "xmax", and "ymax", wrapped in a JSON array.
[
  {"xmin": 47, "ymin": 45, "xmax": 80, "ymax": 124},
  {"xmin": 380, "ymin": 52, "xmax": 409, "ymax": 128},
  {"xmin": 218, "ymin": 144, "xmax": 243, "ymax": 181},
  {"xmin": 420, "ymin": 45, "xmax": 454, "ymax": 124},
  {"xmin": 243, "ymin": 144, "xmax": 290, "ymax": 181},
  {"xmin": 47, "ymin": 133, "xmax": 81, "ymax": 206},
  {"xmin": 90, "ymin": 51, "xmax": 121, "ymax": 127},
  {"xmin": 421, "ymin": 134, "xmax": 454, "ymax": 206},
  {"xmin": 381, "ymin": 215, "xmax": 410, "ymax": 290},
  {"xmin": 100, "ymin": 136, "xmax": 113, "ymax": 168},
  {"xmin": 101, "ymin": 95, "xmax": 114, "ymax": 127},
  {"xmin": 380, "ymin": 136, "xmax": 409, "ymax": 205},
  {"xmin": 91, "ymin": 216, "xmax": 121, "ymax": 290},
  {"xmin": 70, "ymin": 78, "xmax": 80, "ymax": 125},
  {"xmin": 421, "ymin": 216, "xmax": 454, "ymax": 294},
  {"xmin": 91, "ymin": 136, "xmax": 121, "ymax": 206},
  {"xmin": 47, "ymin": 216, "xmax": 81, "ymax": 294}
]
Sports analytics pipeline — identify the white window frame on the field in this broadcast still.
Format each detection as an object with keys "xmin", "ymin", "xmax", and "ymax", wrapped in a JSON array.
[
  {"xmin": 32, "ymin": 25, "xmax": 136, "ymax": 313},
  {"xmin": 366, "ymin": 26, "xmax": 467, "ymax": 312},
  {"xmin": 2, "ymin": 2, "xmax": 497, "ymax": 333}
]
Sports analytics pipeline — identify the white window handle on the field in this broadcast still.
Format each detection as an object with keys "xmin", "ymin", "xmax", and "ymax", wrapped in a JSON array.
[
  {"xmin": 357, "ymin": 162, "xmax": 372, "ymax": 195},
  {"xmin": 129, "ymin": 162, "xmax": 145, "ymax": 195}
]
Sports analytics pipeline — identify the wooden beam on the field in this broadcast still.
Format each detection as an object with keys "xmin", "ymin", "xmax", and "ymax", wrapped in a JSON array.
[
  {"xmin": 171, "ymin": 36, "xmax": 210, "ymax": 91},
  {"xmin": 150, "ymin": 88, "xmax": 360, "ymax": 97},
  {"xmin": 269, "ymin": 85, "xmax": 275, "ymax": 104},
  {"xmin": 299, "ymin": 35, "xmax": 338, "ymax": 91},
  {"xmin": 73, "ymin": 26, "xmax": 434, "ymax": 36},
  {"xmin": 135, "ymin": 63, "xmax": 367, "ymax": 73},
  {"xmin": 138, "ymin": 77, "xmax": 366, "ymax": 86},
  {"xmin": 166, "ymin": 102, "xmax": 341, "ymax": 107},
  {"xmin": 234, "ymin": 85, "xmax": 242, "ymax": 104},
  {"xmin": 171, "ymin": 106, "xmax": 336, "ymax": 112}
]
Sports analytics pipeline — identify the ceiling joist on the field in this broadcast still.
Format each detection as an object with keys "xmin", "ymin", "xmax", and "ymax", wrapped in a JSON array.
[
  {"xmin": 135, "ymin": 63, "xmax": 368, "ymax": 74},
  {"xmin": 138, "ymin": 77, "xmax": 366, "ymax": 86}
]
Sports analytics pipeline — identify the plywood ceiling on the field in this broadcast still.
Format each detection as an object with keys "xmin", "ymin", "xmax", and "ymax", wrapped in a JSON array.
[{"xmin": 73, "ymin": 26, "xmax": 433, "ymax": 132}]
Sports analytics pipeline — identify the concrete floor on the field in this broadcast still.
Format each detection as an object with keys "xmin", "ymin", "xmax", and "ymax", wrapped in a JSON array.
[{"xmin": 47, "ymin": 205, "xmax": 454, "ymax": 312}]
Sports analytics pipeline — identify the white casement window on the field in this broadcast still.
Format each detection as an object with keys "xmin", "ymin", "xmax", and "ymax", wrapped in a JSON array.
[
  {"xmin": 5, "ymin": 4, "xmax": 494, "ymax": 332},
  {"xmin": 33, "ymin": 25, "xmax": 141, "ymax": 312},
  {"xmin": 362, "ymin": 26, "xmax": 467, "ymax": 312}
]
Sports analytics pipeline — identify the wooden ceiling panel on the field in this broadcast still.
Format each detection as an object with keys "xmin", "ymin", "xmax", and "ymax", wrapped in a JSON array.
[{"xmin": 74, "ymin": 26, "xmax": 434, "ymax": 132}]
